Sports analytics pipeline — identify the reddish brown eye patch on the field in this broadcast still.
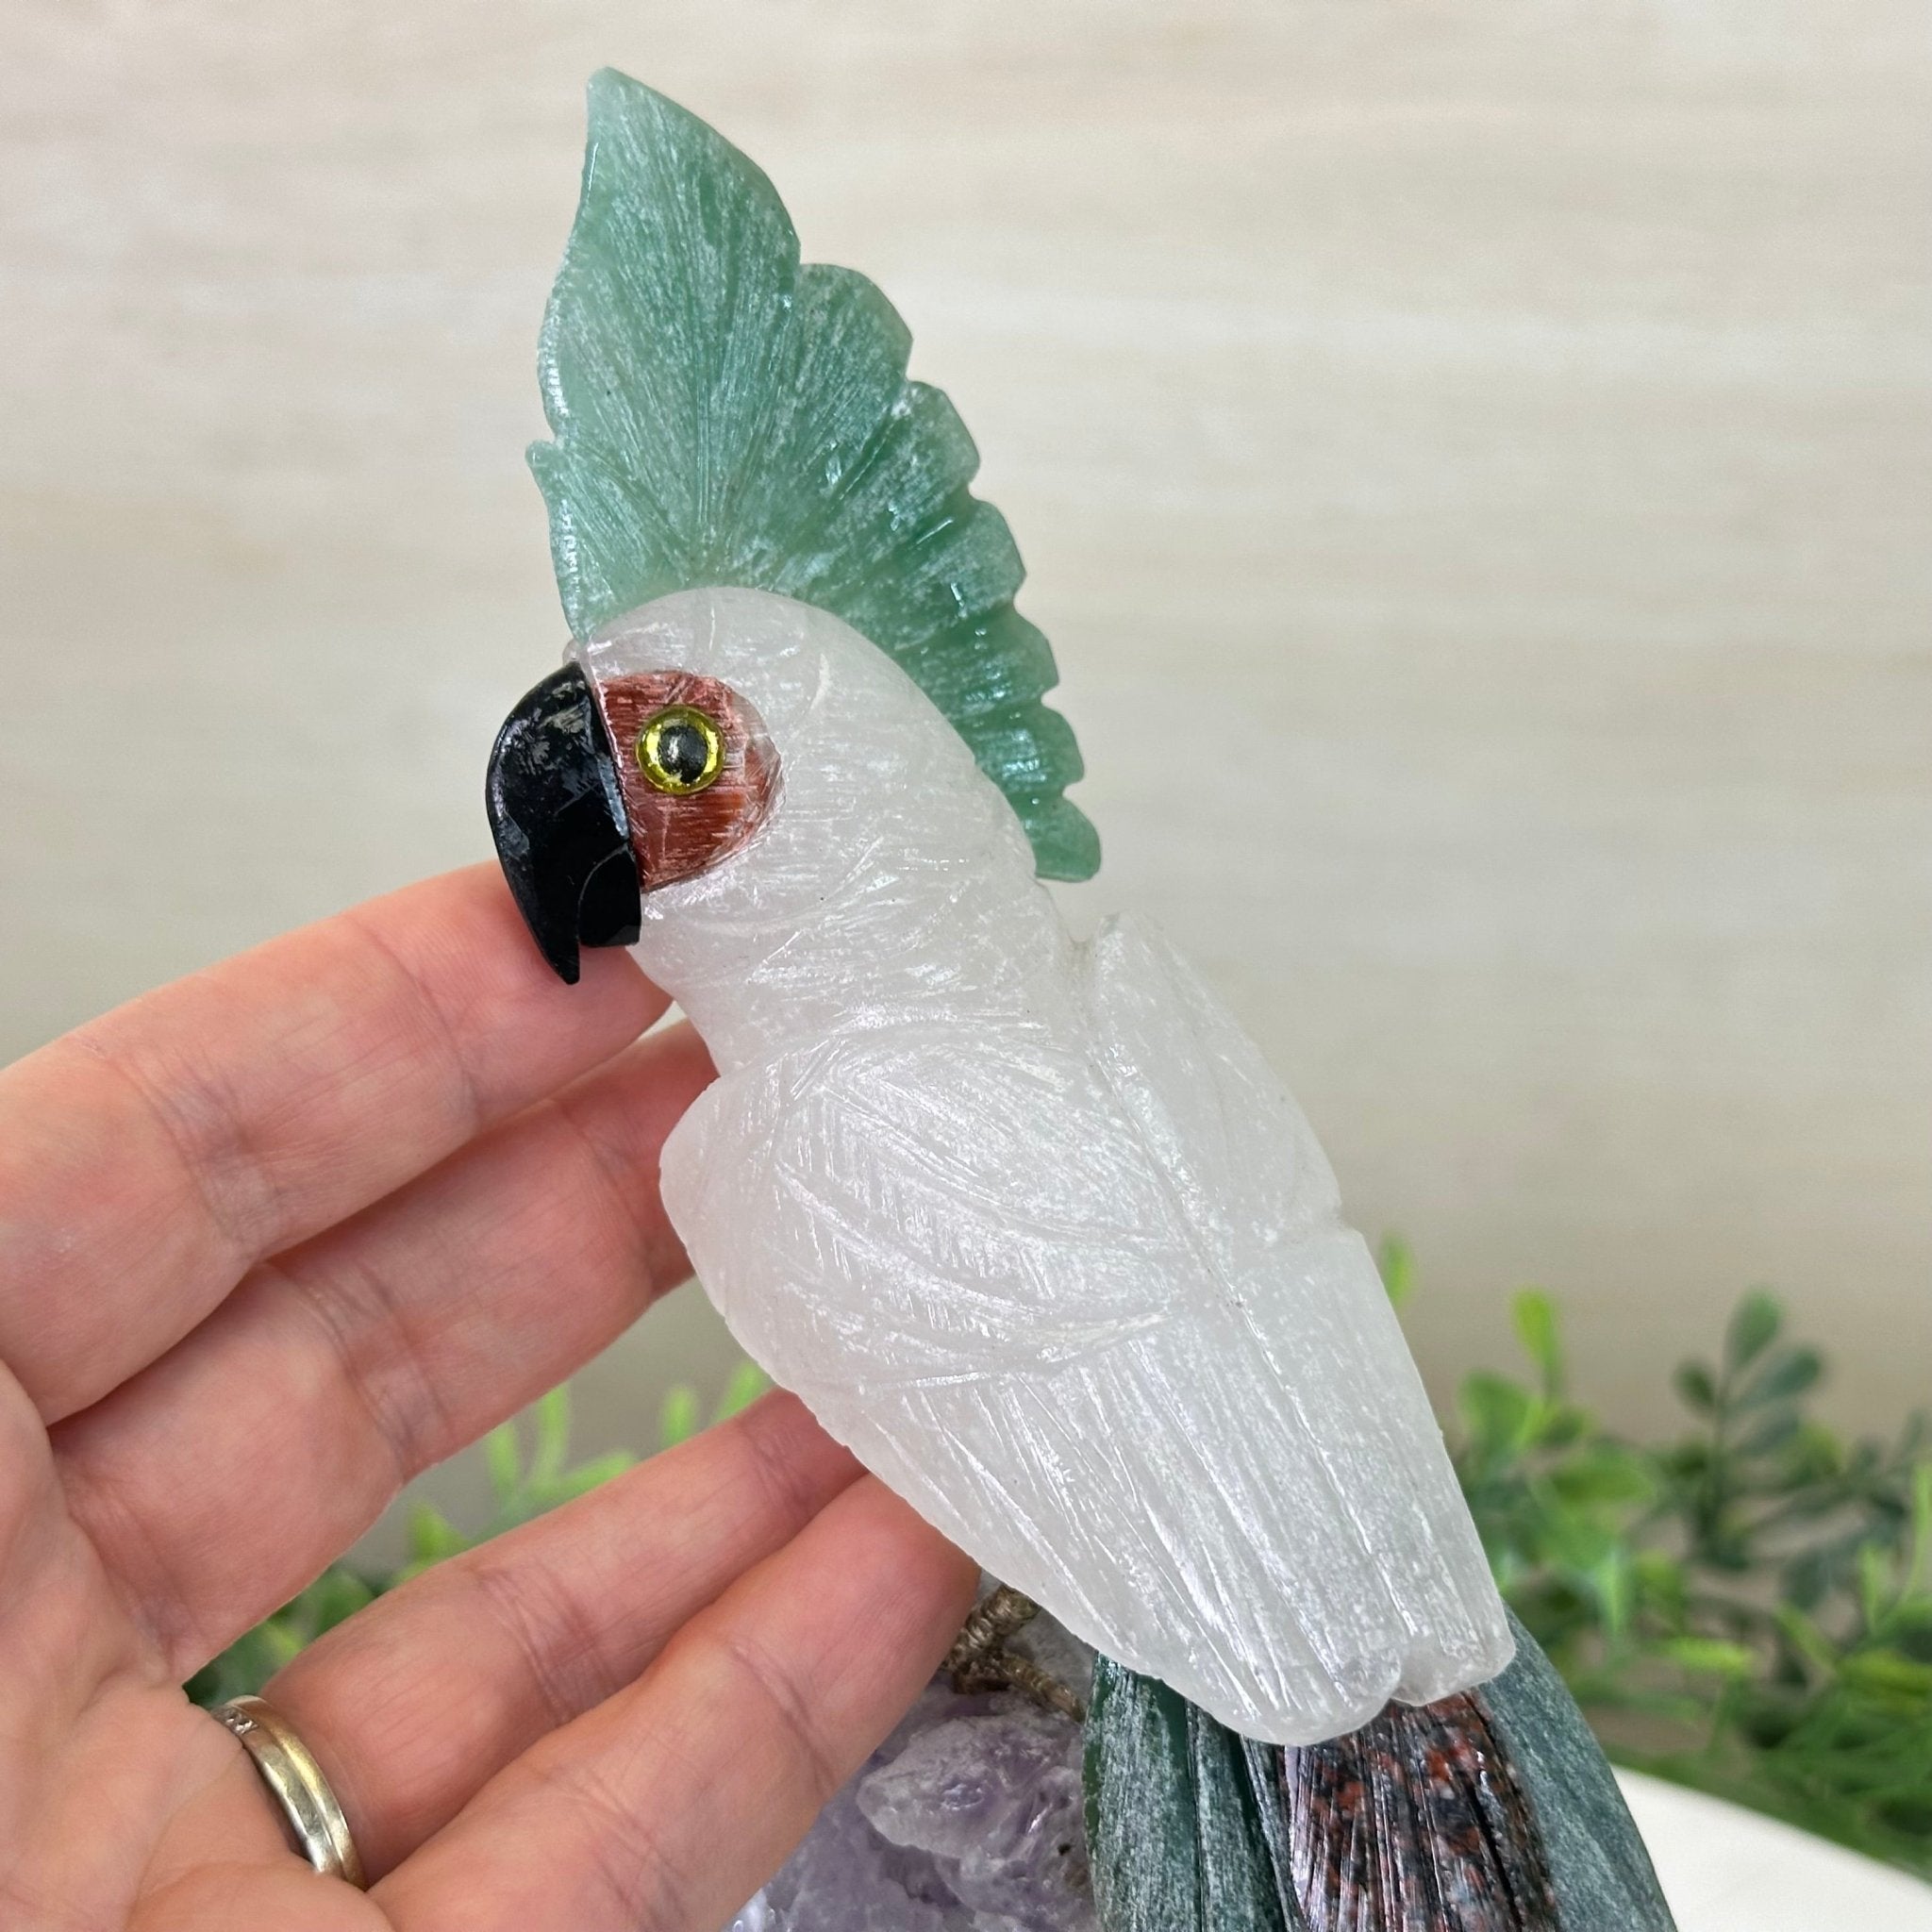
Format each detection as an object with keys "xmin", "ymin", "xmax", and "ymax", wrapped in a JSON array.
[{"xmin": 591, "ymin": 671, "xmax": 778, "ymax": 890}]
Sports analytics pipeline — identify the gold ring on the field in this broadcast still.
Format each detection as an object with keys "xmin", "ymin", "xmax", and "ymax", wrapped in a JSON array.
[{"xmin": 210, "ymin": 1695, "xmax": 366, "ymax": 1887}]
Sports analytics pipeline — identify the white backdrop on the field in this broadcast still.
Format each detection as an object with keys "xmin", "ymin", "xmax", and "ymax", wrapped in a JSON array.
[{"xmin": 2, "ymin": 0, "xmax": 1927, "ymax": 1475}]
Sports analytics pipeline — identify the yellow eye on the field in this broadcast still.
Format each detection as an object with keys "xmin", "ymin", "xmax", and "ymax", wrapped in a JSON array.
[{"xmin": 636, "ymin": 705, "xmax": 724, "ymax": 795}]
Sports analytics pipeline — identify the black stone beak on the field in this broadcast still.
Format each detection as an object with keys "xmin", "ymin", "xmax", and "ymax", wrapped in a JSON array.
[{"xmin": 485, "ymin": 664, "xmax": 641, "ymax": 985}]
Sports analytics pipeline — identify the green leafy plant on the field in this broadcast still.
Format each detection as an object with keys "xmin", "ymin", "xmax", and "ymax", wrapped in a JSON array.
[
  {"xmin": 1409, "ymin": 1239, "xmax": 1932, "ymax": 1880},
  {"xmin": 189, "ymin": 1273, "xmax": 1932, "ymax": 1881}
]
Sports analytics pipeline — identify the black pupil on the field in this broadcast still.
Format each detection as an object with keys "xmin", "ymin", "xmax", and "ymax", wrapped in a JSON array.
[{"xmin": 657, "ymin": 720, "xmax": 711, "ymax": 785}]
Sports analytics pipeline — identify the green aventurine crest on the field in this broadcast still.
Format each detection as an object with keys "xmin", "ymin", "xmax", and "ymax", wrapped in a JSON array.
[{"xmin": 530, "ymin": 69, "xmax": 1099, "ymax": 883}]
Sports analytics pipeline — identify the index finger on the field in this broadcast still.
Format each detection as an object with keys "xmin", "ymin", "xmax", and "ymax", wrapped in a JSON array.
[{"xmin": 0, "ymin": 864, "xmax": 661, "ymax": 1422}]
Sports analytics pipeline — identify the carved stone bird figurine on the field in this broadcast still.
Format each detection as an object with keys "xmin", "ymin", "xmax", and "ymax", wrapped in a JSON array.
[{"xmin": 486, "ymin": 72, "xmax": 1674, "ymax": 1932}]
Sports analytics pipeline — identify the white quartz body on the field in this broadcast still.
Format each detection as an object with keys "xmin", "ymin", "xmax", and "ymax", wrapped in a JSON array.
[{"xmin": 576, "ymin": 587, "xmax": 1512, "ymax": 1745}]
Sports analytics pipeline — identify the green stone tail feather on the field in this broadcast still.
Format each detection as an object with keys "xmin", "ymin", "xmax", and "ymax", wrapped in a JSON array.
[
  {"xmin": 531, "ymin": 69, "xmax": 1099, "ymax": 881},
  {"xmin": 1084, "ymin": 1613, "xmax": 1676, "ymax": 1932}
]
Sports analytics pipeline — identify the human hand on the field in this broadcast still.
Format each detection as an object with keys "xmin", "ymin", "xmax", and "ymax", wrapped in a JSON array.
[{"xmin": 0, "ymin": 868, "xmax": 975, "ymax": 1930}]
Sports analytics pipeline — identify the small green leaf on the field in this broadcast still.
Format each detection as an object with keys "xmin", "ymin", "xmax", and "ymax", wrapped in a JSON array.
[
  {"xmin": 1377, "ymin": 1233, "xmax": 1416, "ymax": 1310},
  {"xmin": 1785, "ymin": 1421, "xmax": 1845, "ymax": 1481},
  {"xmin": 1907, "ymin": 1467, "xmax": 1932, "ymax": 1603},
  {"xmin": 1592, "ymin": 1547, "xmax": 1635, "ymax": 1638},
  {"xmin": 304, "ymin": 1568, "xmax": 376, "ymax": 1630},
  {"xmin": 1840, "ymin": 1649, "xmax": 1932, "ymax": 1701},
  {"xmin": 531, "ymin": 1384, "xmax": 573, "ymax": 1483},
  {"xmin": 1549, "ymin": 1450, "xmax": 1654, "ymax": 1508},
  {"xmin": 406, "ymin": 1504, "xmax": 470, "ymax": 1567},
  {"xmin": 1737, "ymin": 1347, "xmax": 1823, "ymax": 1408},
  {"xmin": 1859, "ymin": 1542, "xmax": 1897, "ymax": 1629},
  {"xmin": 1511, "ymin": 1290, "xmax": 1563, "ymax": 1394},
  {"xmin": 1460, "ymin": 1372, "xmax": 1538, "ymax": 1459},
  {"xmin": 484, "ymin": 1421, "xmax": 522, "ymax": 1502},
  {"xmin": 1541, "ymin": 1512, "xmax": 1624, "ymax": 1576},
  {"xmin": 714, "ymin": 1359, "xmax": 772, "ymax": 1422},
  {"xmin": 1674, "ymin": 1362, "xmax": 1718, "ymax": 1415},
  {"xmin": 1736, "ymin": 1409, "xmax": 1802, "ymax": 1457},
  {"xmin": 1724, "ymin": 1291, "xmax": 1782, "ymax": 1373},
  {"xmin": 1633, "ymin": 1550, "xmax": 1688, "ymax": 1619},
  {"xmin": 1782, "ymin": 1548, "xmax": 1835, "ymax": 1611},
  {"xmin": 658, "ymin": 1384, "xmax": 702, "ymax": 1448},
  {"xmin": 1772, "ymin": 1605, "xmax": 1840, "ymax": 1673},
  {"xmin": 1538, "ymin": 1403, "xmax": 1590, "ymax": 1449},
  {"xmin": 258, "ymin": 1621, "xmax": 308, "ymax": 1670},
  {"xmin": 1663, "ymin": 1637, "xmax": 1757, "ymax": 1678},
  {"xmin": 551, "ymin": 1451, "xmax": 636, "ymax": 1501}
]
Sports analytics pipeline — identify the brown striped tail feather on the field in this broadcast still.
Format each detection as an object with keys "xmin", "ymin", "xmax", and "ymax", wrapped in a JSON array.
[{"xmin": 1266, "ymin": 1690, "xmax": 1559, "ymax": 1931}]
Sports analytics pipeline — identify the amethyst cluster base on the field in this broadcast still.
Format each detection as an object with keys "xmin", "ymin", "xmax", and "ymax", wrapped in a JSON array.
[{"xmin": 724, "ymin": 1616, "xmax": 1097, "ymax": 1932}]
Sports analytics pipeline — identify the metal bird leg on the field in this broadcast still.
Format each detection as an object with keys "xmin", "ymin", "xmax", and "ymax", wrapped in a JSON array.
[{"xmin": 944, "ymin": 1585, "xmax": 1086, "ymax": 1722}]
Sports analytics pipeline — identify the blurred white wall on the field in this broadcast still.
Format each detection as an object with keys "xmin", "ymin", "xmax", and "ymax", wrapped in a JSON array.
[{"xmin": 3, "ymin": 0, "xmax": 1927, "ymax": 1496}]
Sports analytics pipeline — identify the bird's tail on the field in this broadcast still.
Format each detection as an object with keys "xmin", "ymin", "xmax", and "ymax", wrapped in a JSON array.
[
  {"xmin": 1265, "ymin": 1690, "xmax": 1557, "ymax": 1929},
  {"xmin": 1084, "ymin": 1611, "xmax": 1675, "ymax": 1932}
]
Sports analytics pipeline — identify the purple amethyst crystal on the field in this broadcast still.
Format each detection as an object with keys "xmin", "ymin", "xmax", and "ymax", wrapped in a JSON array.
[{"xmin": 724, "ymin": 1613, "xmax": 1097, "ymax": 1931}]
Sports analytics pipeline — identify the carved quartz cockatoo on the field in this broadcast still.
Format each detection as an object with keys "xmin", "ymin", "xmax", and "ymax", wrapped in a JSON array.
[
  {"xmin": 484, "ymin": 73, "xmax": 1676, "ymax": 1932},
  {"xmin": 502, "ymin": 581, "xmax": 1510, "ymax": 1748}
]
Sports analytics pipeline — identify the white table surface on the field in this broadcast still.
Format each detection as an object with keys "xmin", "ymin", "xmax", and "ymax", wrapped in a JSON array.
[{"xmin": 1619, "ymin": 1771, "xmax": 1932, "ymax": 1931}]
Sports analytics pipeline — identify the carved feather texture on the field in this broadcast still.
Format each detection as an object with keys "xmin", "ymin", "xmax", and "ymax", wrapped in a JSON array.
[
  {"xmin": 1274, "ymin": 1692, "xmax": 1558, "ymax": 1931},
  {"xmin": 1086, "ymin": 1657, "xmax": 1296, "ymax": 1932},
  {"xmin": 581, "ymin": 587, "xmax": 1512, "ymax": 1746}
]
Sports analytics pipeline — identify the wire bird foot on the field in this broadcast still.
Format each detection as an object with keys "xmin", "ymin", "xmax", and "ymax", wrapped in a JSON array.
[{"xmin": 944, "ymin": 1585, "xmax": 1086, "ymax": 1723}]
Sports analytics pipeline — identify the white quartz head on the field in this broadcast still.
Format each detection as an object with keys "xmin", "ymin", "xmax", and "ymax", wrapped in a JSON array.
[{"xmin": 573, "ymin": 587, "xmax": 1074, "ymax": 1062}]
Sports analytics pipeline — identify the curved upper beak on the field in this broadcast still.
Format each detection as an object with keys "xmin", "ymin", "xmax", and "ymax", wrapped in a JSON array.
[{"xmin": 485, "ymin": 664, "xmax": 641, "ymax": 984}]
